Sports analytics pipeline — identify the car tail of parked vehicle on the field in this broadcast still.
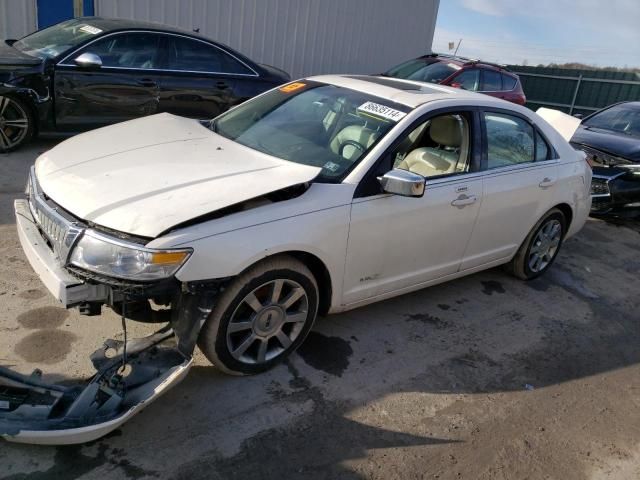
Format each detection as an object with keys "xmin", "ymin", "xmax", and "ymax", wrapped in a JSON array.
[{"xmin": 384, "ymin": 53, "xmax": 526, "ymax": 105}]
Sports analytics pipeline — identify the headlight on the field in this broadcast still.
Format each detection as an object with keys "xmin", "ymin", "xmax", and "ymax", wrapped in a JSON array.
[{"xmin": 69, "ymin": 230, "xmax": 192, "ymax": 281}]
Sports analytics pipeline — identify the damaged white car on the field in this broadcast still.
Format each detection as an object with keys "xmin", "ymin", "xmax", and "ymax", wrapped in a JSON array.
[{"xmin": 2, "ymin": 75, "xmax": 591, "ymax": 444}]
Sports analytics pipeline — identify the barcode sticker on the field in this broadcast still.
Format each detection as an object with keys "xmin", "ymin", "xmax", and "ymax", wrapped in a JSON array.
[
  {"xmin": 357, "ymin": 102, "xmax": 406, "ymax": 122},
  {"xmin": 80, "ymin": 25, "xmax": 103, "ymax": 35}
]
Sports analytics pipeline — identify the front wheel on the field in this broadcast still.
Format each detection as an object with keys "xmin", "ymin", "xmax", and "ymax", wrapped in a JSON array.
[
  {"xmin": 506, "ymin": 208, "xmax": 566, "ymax": 280},
  {"xmin": 197, "ymin": 255, "xmax": 319, "ymax": 375},
  {"xmin": 0, "ymin": 95, "xmax": 34, "ymax": 153}
]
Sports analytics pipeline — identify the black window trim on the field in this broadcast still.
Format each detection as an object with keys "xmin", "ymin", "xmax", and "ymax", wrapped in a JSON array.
[
  {"xmin": 354, "ymin": 106, "xmax": 484, "ymax": 198},
  {"xmin": 56, "ymin": 30, "xmax": 259, "ymax": 77},
  {"xmin": 480, "ymin": 107, "xmax": 558, "ymax": 172}
]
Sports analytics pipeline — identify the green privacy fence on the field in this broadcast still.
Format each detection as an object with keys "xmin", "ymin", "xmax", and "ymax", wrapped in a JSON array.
[{"xmin": 506, "ymin": 65, "xmax": 640, "ymax": 117}]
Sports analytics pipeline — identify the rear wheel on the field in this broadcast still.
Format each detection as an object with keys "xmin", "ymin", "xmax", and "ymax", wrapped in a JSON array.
[
  {"xmin": 506, "ymin": 208, "xmax": 566, "ymax": 280},
  {"xmin": 0, "ymin": 95, "xmax": 34, "ymax": 153},
  {"xmin": 198, "ymin": 256, "xmax": 319, "ymax": 375}
]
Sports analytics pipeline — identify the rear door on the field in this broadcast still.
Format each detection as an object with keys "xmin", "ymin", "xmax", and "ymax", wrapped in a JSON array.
[
  {"xmin": 54, "ymin": 32, "xmax": 164, "ymax": 130},
  {"xmin": 156, "ymin": 35, "xmax": 258, "ymax": 119},
  {"xmin": 460, "ymin": 110, "xmax": 559, "ymax": 270}
]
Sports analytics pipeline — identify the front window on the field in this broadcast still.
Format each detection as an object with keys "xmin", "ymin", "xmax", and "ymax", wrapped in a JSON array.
[
  {"xmin": 12, "ymin": 19, "xmax": 104, "ymax": 59},
  {"xmin": 72, "ymin": 33, "xmax": 162, "ymax": 69},
  {"xmin": 212, "ymin": 81, "xmax": 411, "ymax": 181},
  {"xmin": 583, "ymin": 104, "xmax": 640, "ymax": 138},
  {"xmin": 386, "ymin": 59, "xmax": 458, "ymax": 84}
]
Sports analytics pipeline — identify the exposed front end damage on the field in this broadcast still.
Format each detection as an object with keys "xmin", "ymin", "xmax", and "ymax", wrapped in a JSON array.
[
  {"xmin": 0, "ymin": 278, "xmax": 221, "ymax": 445},
  {"xmin": 2, "ymin": 173, "xmax": 224, "ymax": 445}
]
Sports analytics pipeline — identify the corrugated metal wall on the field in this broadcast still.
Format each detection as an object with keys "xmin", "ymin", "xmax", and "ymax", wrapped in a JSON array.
[
  {"xmin": 0, "ymin": 0, "xmax": 37, "ymax": 40},
  {"xmin": 95, "ymin": 0, "xmax": 439, "ymax": 78},
  {"xmin": 509, "ymin": 65, "xmax": 640, "ymax": 117}
]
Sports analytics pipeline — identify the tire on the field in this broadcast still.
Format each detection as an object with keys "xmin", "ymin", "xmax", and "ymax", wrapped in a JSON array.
[
  {"xmin": 197, "ymin": 255, "xmax": 319, "ymax": 375},
  {"xmin": 0, "ymin": 95, "xmax": 34, "ymax": 153},
  {"xmin": 506, "ymin": 208, "xmax": 566, "ymax": 280}
]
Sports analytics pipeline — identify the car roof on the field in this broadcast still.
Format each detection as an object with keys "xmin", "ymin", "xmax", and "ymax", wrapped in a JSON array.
[
  {"xmin": 306, "ymin": 74, "xmax": 503, "ymax": 109},
  {"xmin": 416, "ymin": 53, "xmax": 513, "ymax": 74},
  {"xmin": 75, "ymin": 17, "xmax": 219, "ymax": 43}
]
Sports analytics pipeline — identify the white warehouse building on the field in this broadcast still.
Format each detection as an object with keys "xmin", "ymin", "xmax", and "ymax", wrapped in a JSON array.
[{"xmin": 0, "ymin": 0, "xmax": 439, "ymax": 78}]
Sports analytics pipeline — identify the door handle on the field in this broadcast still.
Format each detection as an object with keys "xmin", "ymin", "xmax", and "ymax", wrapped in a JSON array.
[
  {"xmin": 451, "ymin": 194, "xmax": 477, "ymax": 208},
  {"xmin": 216, "ymin": 81, "xmax": 229, "ymax": 89},
  {"xmin": 138, "ymin": 78, "xmax": 158, "ymax": 88},
  {"xmin": 539, "ymin": 177, "xmax": 556, "ymax": 188}
]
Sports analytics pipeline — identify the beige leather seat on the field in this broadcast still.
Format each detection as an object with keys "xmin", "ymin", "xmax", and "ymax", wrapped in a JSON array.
[
  {"xmin": 397, "ymin": 116, "xmax": 467, "ymax": 177},
  {"xmin": 330, "ymin": 125, "xmax": 379, "ymax": 161}
]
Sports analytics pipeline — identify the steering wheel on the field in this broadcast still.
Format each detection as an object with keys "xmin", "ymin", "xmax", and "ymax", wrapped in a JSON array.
[{"xmin": 339, "ymin": 140, "xmax": 366, "ymax": 160}]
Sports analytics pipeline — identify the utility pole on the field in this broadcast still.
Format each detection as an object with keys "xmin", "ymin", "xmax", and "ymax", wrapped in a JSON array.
[
  {"xmin": 453, "ymin": 38, "xmax": 462, "ymax": 56},
  {"xmin": 73, "ymin": 0, "xmax": 83, "ymax": 17}
]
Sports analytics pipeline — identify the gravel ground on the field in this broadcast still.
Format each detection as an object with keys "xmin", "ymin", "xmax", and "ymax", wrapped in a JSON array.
[{"xmin": 0, "ymin": 141, "xmax": 639, "ymax": 480}]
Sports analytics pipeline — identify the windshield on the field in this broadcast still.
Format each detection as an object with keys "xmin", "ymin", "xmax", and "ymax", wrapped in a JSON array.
[
  {"xmin": 584, "ymin": 104, "xmax": 640, "ymax": 138},
  {"xmin": 212, "ymin": 81, "xmax": 410, "ymax": 181},
  {"xmin": 12, "ymin": 19, "xmax": 104, "ymax": 59},
  {"xmin": 386, "ymin": 59, "xmax": 458, "ymax": 83}
]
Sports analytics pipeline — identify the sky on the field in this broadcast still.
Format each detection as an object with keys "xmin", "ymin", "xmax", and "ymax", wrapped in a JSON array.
[{"xmin": 432, "ymin": 0, "xmax": 640, "ymax": 68}]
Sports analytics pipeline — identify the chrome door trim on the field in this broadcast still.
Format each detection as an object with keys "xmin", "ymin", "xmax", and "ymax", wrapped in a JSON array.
[{"xmin": 57, "ymin": 30, "xmax": 260, "ymax": 77}]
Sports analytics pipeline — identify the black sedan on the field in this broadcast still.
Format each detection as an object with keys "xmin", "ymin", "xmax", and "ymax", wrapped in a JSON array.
[
  {"xmin": 571, "ymin": 101, "xmax": 640, "ymax": 215},
  {"xmin": 0, "ymin": 17, "xmax": 289, "ymax": 151}
]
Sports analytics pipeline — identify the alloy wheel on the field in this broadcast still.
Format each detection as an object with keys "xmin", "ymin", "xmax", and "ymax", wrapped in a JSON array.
[
  {"xmin": 528, "ymin": 219, "xmax": 562, "ymax": 273},
  {"xmin": 226, "ymin": 279, "xmax": 309, "ymax": 365},
  {"xmin": 0, "ymin": 96, "xmax": 30, "ymax": 151}
]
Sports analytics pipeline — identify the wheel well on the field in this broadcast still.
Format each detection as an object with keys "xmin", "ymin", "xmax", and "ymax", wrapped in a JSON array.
[
  {"xmin": 555, "ymin": 203, "xmax": 573, "ymax": 235},
  {"xmin": 285, "ymin": 251, "xmax": 333, "ymax": 316}
]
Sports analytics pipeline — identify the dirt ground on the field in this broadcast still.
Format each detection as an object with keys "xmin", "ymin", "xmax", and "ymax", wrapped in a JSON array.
[{"xmin": 0, "ymin": 141, "xmax": 639, "ymax": 480}]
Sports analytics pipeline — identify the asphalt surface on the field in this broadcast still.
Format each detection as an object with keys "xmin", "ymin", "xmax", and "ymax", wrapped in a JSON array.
[{"xmin": 1, "ymin": 140, "xmax": 639, "ymax": 480}]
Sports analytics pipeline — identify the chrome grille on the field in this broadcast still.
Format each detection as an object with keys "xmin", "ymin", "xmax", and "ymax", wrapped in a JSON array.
[{"xmin": 26, "ymin": 167, "xmax": 84, "ymax": 263}]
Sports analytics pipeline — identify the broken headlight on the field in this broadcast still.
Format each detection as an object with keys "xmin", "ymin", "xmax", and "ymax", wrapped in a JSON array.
[{"xmin": 69, "ymin": 230, "xmax": 191, "ymax": 281}]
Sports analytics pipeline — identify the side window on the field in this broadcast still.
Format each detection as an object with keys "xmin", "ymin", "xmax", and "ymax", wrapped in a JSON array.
[
  {"xmin": 393, "ymin": 113, "xmax": 472, "ymax": 178},
  {"xmin": 166, "ymin": 36, "xmax": 253, "ymax": 74},
  {"xmin": 535, "ymin": 131, "xmax": 550, "ymax": 161},
  {"xmin": 502, "ymin": 73, "xmax": 517, "ymax": 90},
  {"xmin": 482, "ymin": 70, "xmax": 502, "ymax": 91},
  {"xmin": 452, "ymin": 69, "xmax": 480, "ymax": 91},
  {"xmin": 75, "ymin": 33, "xmax": 161, "ymax": 69},
  {"xmin": 484, "ymin": 112, "xmax": 534, "ymax": 168}
]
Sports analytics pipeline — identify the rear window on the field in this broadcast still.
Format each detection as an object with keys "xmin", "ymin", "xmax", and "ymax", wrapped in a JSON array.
[
  {"xmin": 482, "ymin": 70, "xmax": 502, "ymax": 91},
  {"xmin": 387, "ymin": 59, "xmax": 458, "ymax": 84},
  {"xmin": 502, "ymin": 74, "xmax": 517, "ymax": 90}
]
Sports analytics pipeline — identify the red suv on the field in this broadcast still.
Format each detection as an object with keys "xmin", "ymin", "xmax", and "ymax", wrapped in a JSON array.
[{"xmin": 384, "ymin": 53, "xmax": 526, "ymax": 105}]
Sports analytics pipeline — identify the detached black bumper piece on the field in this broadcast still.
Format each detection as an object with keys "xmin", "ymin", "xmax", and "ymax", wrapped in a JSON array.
[{"xmin": 0, "ymin": 330, "xmax": 191, "ymax": 445}]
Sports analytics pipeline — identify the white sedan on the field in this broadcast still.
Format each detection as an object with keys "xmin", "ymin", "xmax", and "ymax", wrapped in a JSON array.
[{"xmin": 3, "ymin": 75, "xmax": 591, "ymax": 444}]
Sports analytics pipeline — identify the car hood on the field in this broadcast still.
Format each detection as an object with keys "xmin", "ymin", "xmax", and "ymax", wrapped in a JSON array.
[
  {"xmin": 571, "ymin": 125, "xmax": 640, "ymax": 163},
  {"xmin": 35, "ymin": 113, "xmax": 321, "ymax": 238},
  {"xmin": 0, "ymin": 42, "xmax": 42, "ymax": 66}
]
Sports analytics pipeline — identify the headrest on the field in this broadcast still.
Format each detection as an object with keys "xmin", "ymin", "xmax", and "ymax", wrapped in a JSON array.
[{"xmin": 430, "ymin": 116, "xmax": 462, "ymax": 147}]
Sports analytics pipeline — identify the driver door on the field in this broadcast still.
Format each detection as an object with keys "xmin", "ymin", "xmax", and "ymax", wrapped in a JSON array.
[
  {"xmin": 342, "ymin": 110, "xmax": 483, "ymax": 305},
  {"xmin": 54, "ymin": 32, "xmax": 164, "ymax": 130}
]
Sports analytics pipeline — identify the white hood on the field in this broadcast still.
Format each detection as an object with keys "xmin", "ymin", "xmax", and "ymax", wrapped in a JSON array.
[{"xmin": 35, "ymin": 114, "xmax": 321, "ymax": 238}]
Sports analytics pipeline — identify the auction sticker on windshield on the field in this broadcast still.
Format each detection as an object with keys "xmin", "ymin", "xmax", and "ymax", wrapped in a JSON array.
[
  {"xmin": 357, "ymin": 102, "xmax": 407, "ymax": 122},
  {"xmin": 79, "ymin": 25, "xmax": 103, "ymax": 35}
]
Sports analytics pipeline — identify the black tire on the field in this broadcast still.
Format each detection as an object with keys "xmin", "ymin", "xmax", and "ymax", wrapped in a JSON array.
[
  {"xmin": 0, "ymin": 94, "xmax": 35, "ymax": 153},
  {"xmin": 197, "ymin": 255, "xmax": 319, "ymax": 375},
  {"xmin": 506, "ymin": 208, "xmax": 566, "ymax": 280}
]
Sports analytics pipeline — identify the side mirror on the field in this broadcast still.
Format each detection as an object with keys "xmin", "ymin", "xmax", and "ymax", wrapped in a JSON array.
[
  {"xmin": 5, "ymin": 39, "xmax": 17, "ymax": 46},
  {"xmin": 74, "ymin": 52, "xmax": 102, "ymax": 69},
  {"xmin": 378, "ymin": 169, "xmax": 425, "ymax": 197},
  {"xmin": 573, "ymin": 113, "xmax": 584, "ymax": 119}
]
